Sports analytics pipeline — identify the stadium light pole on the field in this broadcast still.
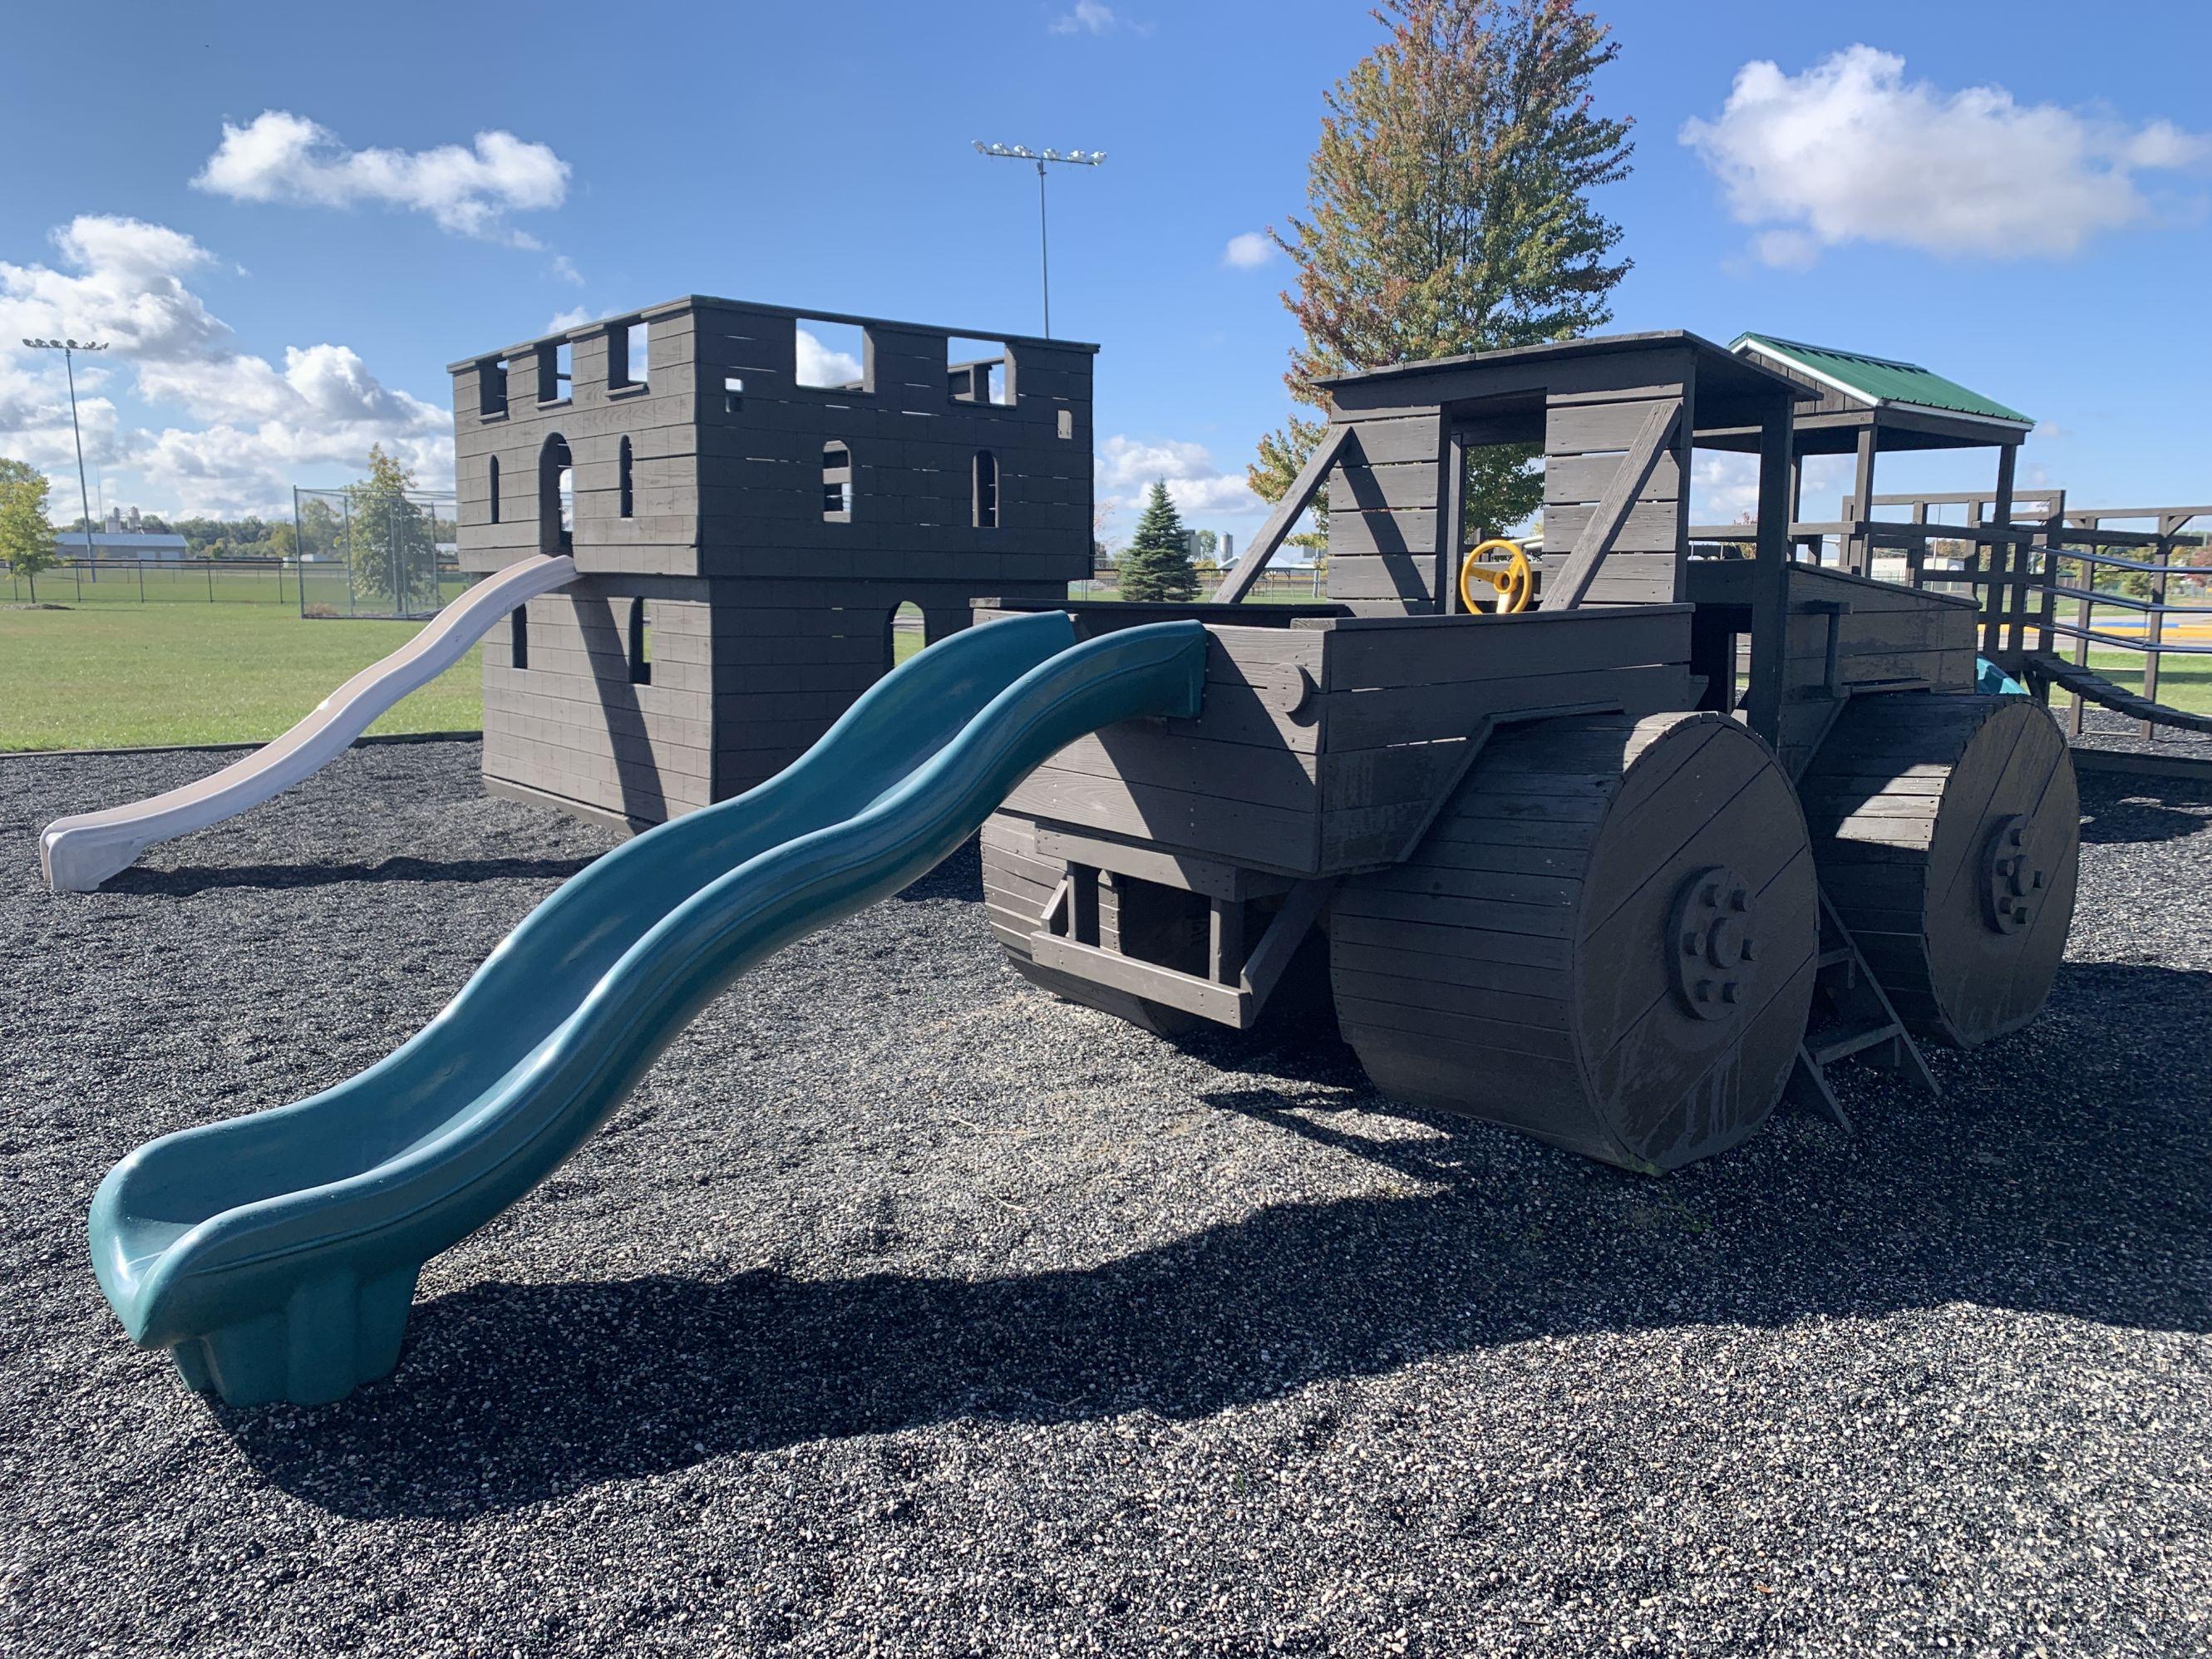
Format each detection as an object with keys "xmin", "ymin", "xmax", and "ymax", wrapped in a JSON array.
[
  {"xmin": 972, "ymin": 143, "xmax": 1106, "ymax": 339},
  {"xmin": 21, "ymin": 337, "xmax": 109, "ymax": 563}
]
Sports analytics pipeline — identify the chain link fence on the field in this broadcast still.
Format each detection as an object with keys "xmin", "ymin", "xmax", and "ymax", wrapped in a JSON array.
[
  {"xmin": 7, "ymin": 559, "xmax": 298, "ymax": 605},
  {"xmin": 293, "ymin": 485, "xmax": 466, "ymax": 619}
]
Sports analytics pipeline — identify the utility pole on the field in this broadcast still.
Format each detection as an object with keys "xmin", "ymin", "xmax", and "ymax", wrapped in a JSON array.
[
  {"xmin": 21, "ymin": 337, "xmax": 109, "ymax": 564},
  {"xmin": 973, "ymin": 144, "xmax": 1106, "ymax": 339}
]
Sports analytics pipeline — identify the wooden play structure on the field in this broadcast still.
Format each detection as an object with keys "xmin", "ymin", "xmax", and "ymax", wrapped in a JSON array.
[
  {"xmin": 449, "ymin": 298, "xmax": 1092, "ymax": 830},
  {"xmin": 977, "ymin": 331, "xmax": 2082, "ymax": 1171}
]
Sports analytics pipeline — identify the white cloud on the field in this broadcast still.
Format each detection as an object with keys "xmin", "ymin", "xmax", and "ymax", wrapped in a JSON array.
[
  {"xmin": 1097, "ymin": 434, "xmax": 1262, "ymax": 527},
  {"xmin": 0, "ymin": 214, "xmax": 447, "ymax": 515},
  {"xmin": 192, "ymin": 111, "xmax": 570, "ymax": 247},
  {"xmin": 546, "ymin": 305, "xmax": 595, "ymax": 333},
  {"xmin": 795, "ymin": 327, "xmax": 864, "ymax": 388},
  {"xmin": 1683, "ymin": 452, "xmax": 1855, "ymax": 530},
  {"xmin": 549, "ymin": 254, "xmax": 583, "ymax": 285},
  {"xmin": 1681, "ymin": 45, "xmax": 2210, "ymax": 267},
  {"xmin": 1222, "ymin": 231, "xmax": 1275, "ymax": 269},
  {"xmin": 1051, "ymin": 2, "xmax": 1125, "ymax": 35}
]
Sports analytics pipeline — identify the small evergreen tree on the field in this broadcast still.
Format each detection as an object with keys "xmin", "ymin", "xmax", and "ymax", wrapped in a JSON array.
[
  {"xmin": 0, "ymin": 460, "xmax": 60, "ymax": 603},
  {"xmin": 1119, "ymin": 480, "xmax": 1199, "ymax": 601}
]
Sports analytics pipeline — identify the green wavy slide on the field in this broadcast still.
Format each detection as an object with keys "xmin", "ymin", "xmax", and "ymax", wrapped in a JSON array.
[{"xmin": 90, "ymin": 611, "xmax": 1208, "ymax": 1406}]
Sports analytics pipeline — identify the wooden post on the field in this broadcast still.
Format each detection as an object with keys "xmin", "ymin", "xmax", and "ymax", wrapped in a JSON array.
[
  {"xmin": 1434, "ymin": 422, "xmax": 1467, "ymax": 613},
  {"xmin": 1743, "ymin": 398, "xmax": 1795, "ymax": 746},
  {"xmin": 1847, "ymin": 426, "xmax": 1878, "ymax": 574},
  {"xmin": 1991, "ymin": 443, "xmax": 2020, "ymax": 657}
]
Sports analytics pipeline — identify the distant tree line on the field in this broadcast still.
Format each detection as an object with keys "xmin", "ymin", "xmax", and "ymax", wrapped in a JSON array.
[{"xmin": 60, "ymin": 512, "xmax": 299, "ymax": 560}]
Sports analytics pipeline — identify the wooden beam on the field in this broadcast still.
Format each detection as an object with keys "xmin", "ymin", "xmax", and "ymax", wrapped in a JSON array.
[
  {"xmin": 1209, "ymin": 423, "xmax": 1356, "ymax": 603},
  {"xmin": 1847, "ymin": 426, "xmax": 1878, "ymax": 574},
  {"xmin": 1742, "ymin": 401, "xmax": 1796, "ymax": 746},
  {"xmin": 1537, "ymin": 403, "xmax": 1681, "ymax": 611},
  {"xmin": 1433, "ymin": 421, "xmax": 1467, "ymax": 613}
]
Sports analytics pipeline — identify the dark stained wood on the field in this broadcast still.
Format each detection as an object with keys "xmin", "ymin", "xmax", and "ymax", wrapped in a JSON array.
[
  {"xmin": 1328, "ymin": 711, "xmax": 1818, "ymax": 1172},
  {"xmin": 1798, "ymin": 694, "xmax": 2080, "ymax": 1046},
  {"xmin": 1540, "ymin": 404, "xmax": 1683, "ymax": 612}
]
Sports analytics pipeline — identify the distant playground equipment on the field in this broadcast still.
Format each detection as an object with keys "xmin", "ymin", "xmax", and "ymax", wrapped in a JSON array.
[
  {"xmin": 87, "ymin": 315, "xmax": 2101, "ymax": 1405},
  {"xmin": 38, "ymin": 555, "xmax": 577, "ymax": 891}
]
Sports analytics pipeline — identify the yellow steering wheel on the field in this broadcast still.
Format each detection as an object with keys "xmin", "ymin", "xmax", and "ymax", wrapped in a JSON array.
[{"xmin": 1459, "ymin": 538, "xmax": 1534, "ymax": 614}]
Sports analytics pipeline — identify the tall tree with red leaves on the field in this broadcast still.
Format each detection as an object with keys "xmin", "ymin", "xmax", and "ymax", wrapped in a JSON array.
[{"xmin": 1251, "ymin": 0, "xmax": 1633, "ymax": 546}]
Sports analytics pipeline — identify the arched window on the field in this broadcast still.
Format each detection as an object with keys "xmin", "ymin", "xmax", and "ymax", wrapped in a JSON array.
[
  {"xmin": 884, "ymin": 599, "xmax": 926, "ymax": 675},
  {"xmin": 487, "ymin": 455, "xmax": 501, "ymax": 524},
  {"xmin": 973, "ymin": 450, "xmax": 998, "ymax": 529},
  {"xmin": 618, "ymin": 437, "xmax": 634, "ymax": 520},
  {"xmin": 821, "ymin": 441, "xmax": 852, "ymax": 522},
  {"xmin": 538, "ymin": 433, "xmax": 574, "ymax": 553}
]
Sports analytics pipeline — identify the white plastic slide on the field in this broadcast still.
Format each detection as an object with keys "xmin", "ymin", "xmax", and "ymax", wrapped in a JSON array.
[{"xmin": 40, "ymin": 554, "xmax": 577, "ymax": 893}]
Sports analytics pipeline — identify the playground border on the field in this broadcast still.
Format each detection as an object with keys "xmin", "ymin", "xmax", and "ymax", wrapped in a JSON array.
[{"xmin": 0, "ymin": 730, "xmax": 480, "ymax": 763}]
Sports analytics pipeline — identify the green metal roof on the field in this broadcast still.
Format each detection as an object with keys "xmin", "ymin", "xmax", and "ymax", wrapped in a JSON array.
[{"xmin": 1731, "ymin": 332, "xmax": 2033, "ymax": 427}]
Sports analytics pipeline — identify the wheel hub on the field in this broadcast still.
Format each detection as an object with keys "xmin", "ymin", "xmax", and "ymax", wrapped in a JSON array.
[
  {"xmin": 1982, "ymin": 814, "xmax": 2047, "ymax": 934},
  {"xmin": 1668, "ymin": 865, "xmax": 1758, "ymax": 1021}
]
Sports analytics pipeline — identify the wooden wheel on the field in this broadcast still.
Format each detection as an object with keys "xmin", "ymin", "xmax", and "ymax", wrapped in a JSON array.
[
  {"xmin": 1328, "ymin": 711, "xmax": 1819, "ymax": 1173},
  {"xmin": 979, "ymin": 814, "xmax": 1201, "ymax": 1038},
  {"xmin": 1799, "ymin": 695, "xmax": 2079, "ymax": 1048}
]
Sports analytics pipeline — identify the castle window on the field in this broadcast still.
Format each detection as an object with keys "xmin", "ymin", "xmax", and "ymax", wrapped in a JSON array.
[
  {"xmin": 479, "ymin": 357, "xmax": 508, "ymax": 417},
  {"xmin": 618, "ymin": 437, "xmax": 634, "ymax": 519},
  {"xmin": 610, "ymin": 320, "xmax": 648, "ymax": 389},
  {"xmin": 510, "ymin": 607, "xmax": 530, "ymax": 671},
  {"xmin": 947, "ymin": 337, "xmax": 1014, "ymax": 406},
  {"xmin": 539, "ymin": 432, "xmax": 574, "ymax": 552},
  {"xmin": 627, "ymin": 598, "xmax": 652, "ymax": 686},
  {"xmin": 822, "ymin": 441, "xmax": 852, "ymax": 522},
  {"xmin": 488, "ymin": 455, "xmax": 501, "ymax": 524},
  {"xmin": 885, "ymin": 599, "xmax": 925, "ymax": 674},
  {"xmin": 536, "ymin": 340, "xmax": 572, "ymax": 405},
  {"xmin": 796, "ymin": 319, "xmax": 870, "ymax": 391},
  {"xmin": 973, "ymin": 450, "xmax": 999, "ymax": 529}
]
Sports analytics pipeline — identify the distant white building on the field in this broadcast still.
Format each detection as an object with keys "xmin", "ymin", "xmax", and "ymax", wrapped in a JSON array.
[{"xmin": 64, "ymin": 507, "xmax": 188, "ymax": 562}]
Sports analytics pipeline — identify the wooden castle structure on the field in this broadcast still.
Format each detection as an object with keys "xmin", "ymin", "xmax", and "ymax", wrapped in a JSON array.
[{"xmin": 448, "ymin": 298, "xmax": 1094, "ymax": 830}]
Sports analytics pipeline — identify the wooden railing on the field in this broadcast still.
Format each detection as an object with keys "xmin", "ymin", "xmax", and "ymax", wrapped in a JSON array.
[{"xmin": 1688, "ymin": 505, "xmax": 2212, "ymax": 740}]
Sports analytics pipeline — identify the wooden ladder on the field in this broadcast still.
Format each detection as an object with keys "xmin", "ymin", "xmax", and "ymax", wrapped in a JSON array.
[{"xmin": 1786, "ymin": 887, "xmax": 1939, "ymax": 1130}]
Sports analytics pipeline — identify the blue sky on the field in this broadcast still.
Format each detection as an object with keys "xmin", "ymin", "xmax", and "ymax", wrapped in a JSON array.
[{"xmin": 2, "ymin": 0, "xmax": 2207, "ymax": 538}]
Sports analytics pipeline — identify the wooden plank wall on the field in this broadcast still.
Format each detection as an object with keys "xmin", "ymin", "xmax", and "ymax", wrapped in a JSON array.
[
  {"xmin": 450, "ymin": 298, "xmax": 1096, "ymax": 596},
  {"xmin": 988, "ymin": 612, "xmax": 1332, "ymax": 874},
  {"xmin": 1682, "ymin": 560, "xmax": 1980, "ymax": 776},
  {"xmin": 1540, "ymin": 390, "xmax": 1689, "ymax": 606},
  {"xmin": 986, "ymin": 605, "xmax": 1693, "ymax": 879},
  {"xmin": 454, "ymin": 330, "xmax": 706, "ymax": 578},
  {"xmin": 482, "ymin": 579, "xmax": 715, "ymax": 825},
  {"xmin": 1324, "ymin": 413, "xmax": 1446, "ymax": 613},
  {"xmin": 713, "ymin": 577, "xmax": 1067, "ymax": 796}
]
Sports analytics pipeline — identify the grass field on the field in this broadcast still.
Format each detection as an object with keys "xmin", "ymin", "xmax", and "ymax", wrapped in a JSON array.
[
  {"xmin": 2078, "ymin": 649, "xmax": 2212, "ymax": 712},
  {"xmin": 0, "ymin": 603, "xmax": 481, "ymax": 751}
]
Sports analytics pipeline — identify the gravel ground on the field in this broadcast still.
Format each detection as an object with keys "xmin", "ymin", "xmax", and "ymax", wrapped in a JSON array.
[{"xmin": 1, "ymin": 738, "xmax": 2207, "ymax": 1657}]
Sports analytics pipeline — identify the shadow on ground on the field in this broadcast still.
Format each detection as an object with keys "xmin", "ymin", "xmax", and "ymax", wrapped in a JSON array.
[
  {"xmin": 2077, "ymin": 779, "xmax": 2212, "ymax": 845},
  {"xmin": 219, "ymin": 957, "xmax": 2212, "ymax": 1523},
  {"xmin": 106, "ymin": 854, "xmax": 603, "ymax": 896}
]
